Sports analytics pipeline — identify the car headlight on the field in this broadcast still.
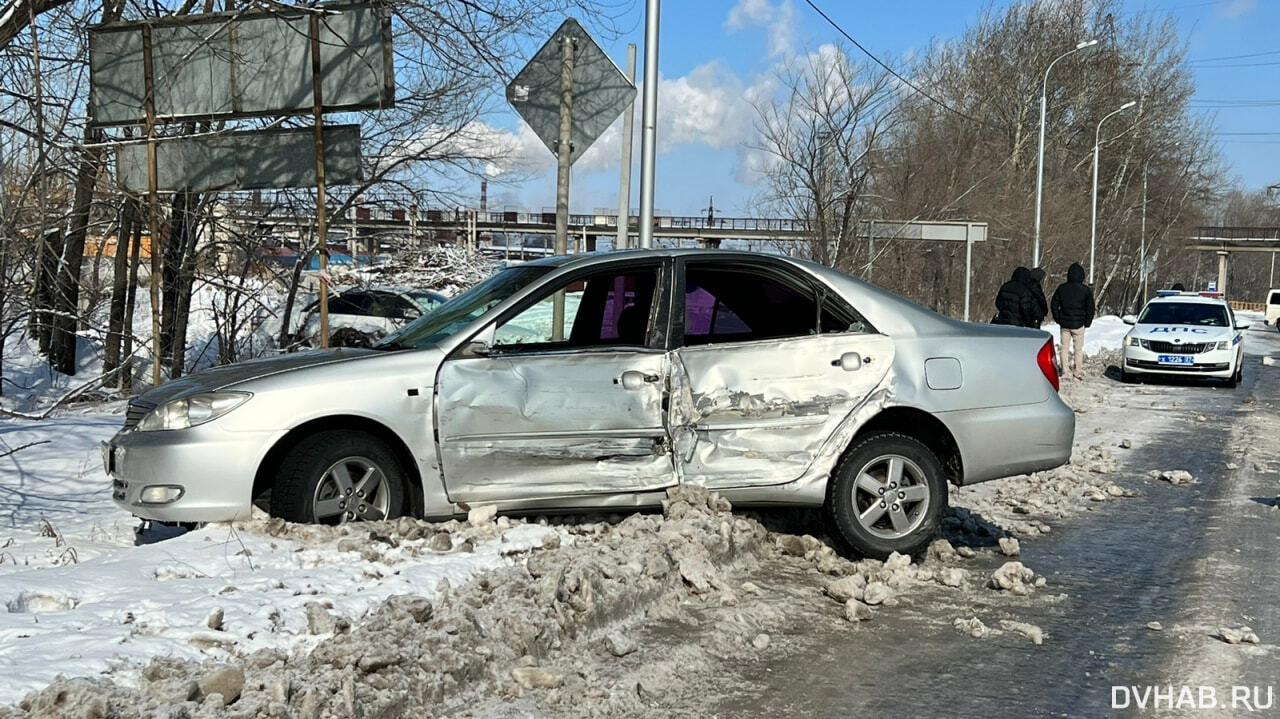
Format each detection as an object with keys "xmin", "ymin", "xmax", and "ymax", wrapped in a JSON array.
[
  {"xmin": 1215, "ymin": 340, "xmax": 1230, "ymax": 351},
  {"xmin": 136, "ymin": 392, "xmax": 251, "ymax": 431},
  {"xmin": 1126, "ymin": 334, "xmax": 1139, "ymax": 347}
]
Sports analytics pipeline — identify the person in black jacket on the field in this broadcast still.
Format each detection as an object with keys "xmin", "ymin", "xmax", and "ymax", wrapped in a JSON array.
[
  {"xmin": 1051, "ymin": 262, "xmax": 1095, "ymax": 380},
  {"xmin": 1028, "ymin": 268, "xmax": 1049, "ymax": 328},
  {"xmin": 992, "ymin": 267, "xmax": 1038, "ymax": 327}
]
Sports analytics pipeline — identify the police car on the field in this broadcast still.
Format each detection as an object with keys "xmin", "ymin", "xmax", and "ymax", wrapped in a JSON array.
[{"xmin": 1121, "ymin": 291, "xmax": 1248, "ymax": 387}]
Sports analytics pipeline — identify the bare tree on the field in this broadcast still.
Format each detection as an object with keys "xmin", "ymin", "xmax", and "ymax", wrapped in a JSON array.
[
  {"xmin": 750, "ymin": 46, "xmax": 897, "ymax": 274},
  {"xmin": 875, "ymin": 0, "xmax": 1221, "ymax": 315}
]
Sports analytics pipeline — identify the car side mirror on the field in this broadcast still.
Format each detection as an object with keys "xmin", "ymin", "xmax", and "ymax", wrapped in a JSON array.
[
  {"xmin": 1235, "ymin": 322, "xmax": 1250, "ymax": 330},
  {"xmin": 459, "ymin": 325, "xmax": 496, "ymax": 358},
  {"xmin": 1122, "ymin": 315, "xmax": 1137, "ymax": 325},
  {"xmin": 461, "ymin": 340, "xmax": 491, "ymax": 357}
]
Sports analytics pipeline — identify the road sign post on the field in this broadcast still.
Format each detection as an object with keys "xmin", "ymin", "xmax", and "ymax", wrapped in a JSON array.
[
  {"xmin": 552, "ymin": 35, "xmax": 574, "ymax": 341},
  {"xmin": 508, "ymin": 18, "xmax": 635, "ymax": 267}
]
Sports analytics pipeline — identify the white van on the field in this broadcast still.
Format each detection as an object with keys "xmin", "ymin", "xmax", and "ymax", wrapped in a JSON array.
[{"xmin": 1267, "ymin": 288, "xmax": 1280, "ymax": 328}]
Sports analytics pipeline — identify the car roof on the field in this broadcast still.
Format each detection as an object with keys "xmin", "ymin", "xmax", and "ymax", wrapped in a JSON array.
[
  {"xmin": 1145, "ymin": 295, "xmax": 1229, "ymax": 306},
  {"xmin": 521, "ymin": 247, "xmax": 811, "ymax": 268},
  {"xmin": 517, "ymin": 247, "xmax": 977, "ymax": 338}
]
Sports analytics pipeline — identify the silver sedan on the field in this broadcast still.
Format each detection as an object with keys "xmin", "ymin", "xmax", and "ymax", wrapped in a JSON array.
[{"xmin": 105, "ymin": 249, "xmax": 1073, "ymax": 558}]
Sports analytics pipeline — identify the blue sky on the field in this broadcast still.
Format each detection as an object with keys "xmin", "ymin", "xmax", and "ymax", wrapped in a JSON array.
[{"xmin": 477, "ymin": 0, "xmax": 1278, "ymax": 217}]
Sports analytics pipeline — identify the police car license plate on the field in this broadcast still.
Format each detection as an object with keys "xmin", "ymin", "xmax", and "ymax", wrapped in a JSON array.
[{"xmin": 1157, "ymin": 355, "xmax": 1194, "ymax": 365}]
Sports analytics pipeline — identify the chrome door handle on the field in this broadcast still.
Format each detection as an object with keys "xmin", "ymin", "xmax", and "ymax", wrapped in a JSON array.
[
  {"xmin": 616, "ymin": 370, "xmax": 660, "ymax": 390},
  {"xmin": 832, "ymin": 352, "xmax": 866, "ymax": 371}
]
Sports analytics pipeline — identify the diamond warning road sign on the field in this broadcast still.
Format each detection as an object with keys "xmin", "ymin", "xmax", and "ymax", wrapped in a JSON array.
[{"xmin": 506, "ymin": 18, "xmax": 636, "ymax": 165}]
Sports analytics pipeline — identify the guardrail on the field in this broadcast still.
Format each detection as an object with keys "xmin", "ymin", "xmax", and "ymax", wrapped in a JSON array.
[{"xmin": 1229, "ymin": 301, "xmax": 1264, "ymax": 312}]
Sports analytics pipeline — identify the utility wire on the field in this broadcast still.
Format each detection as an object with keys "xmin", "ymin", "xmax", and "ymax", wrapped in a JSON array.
[
  {"xmin": 1188, "ymin": 49, "xmax": 1280, "ymax": 63},
  {"xmin": 1191, "ymin": 60, "xmax": 1280, "ymax": 68},
  {"xmin": 799, "ymin": 0, "xmax": 1003, "ymax": 130}
]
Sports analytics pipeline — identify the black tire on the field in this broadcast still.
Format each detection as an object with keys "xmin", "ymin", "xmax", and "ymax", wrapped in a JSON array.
[
  {"xmin": 1226, "ymin": 360, "xmax": 1242, "ymax": 389},
  {"xmin": 1120, "ymin": 367, "xmax": 1136, "ymax": 384},
  {"xmin": 826, "ymin": 432, "xmax": 948, "ymax": 560},
  {"xmin": 273, "ymin": 430, "xmax": 407, "ymax": 524}
]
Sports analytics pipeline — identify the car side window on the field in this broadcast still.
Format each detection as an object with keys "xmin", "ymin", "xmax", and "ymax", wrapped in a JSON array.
[
  {"xmin": 492, "ymin": 267, "xmax": 658, "ymax": 351},
  {"xmin": 378, "ymin": 294, "xmax": 421, "ymax": 320},
  {"xmin": 329, "ymin": 293, "xmax": 371, "ymax": 316},
  {"xmin": 682, "ymin": 267, "xmax": 820, "ymax": 345}
]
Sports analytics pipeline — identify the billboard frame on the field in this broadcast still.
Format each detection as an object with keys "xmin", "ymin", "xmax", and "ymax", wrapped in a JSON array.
[{"xmin": 88, "ymin": 2, "xmax": 394, "ymax": 128}]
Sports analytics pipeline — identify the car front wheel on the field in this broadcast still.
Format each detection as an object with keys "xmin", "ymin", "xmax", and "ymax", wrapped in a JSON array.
[
  {"xmin": 1226, "ymin": 358, "xmax": 1242, "ymax": 389},
  {"xmin": 273, "ymin": 430, "xmax": 407, "ymax": 524},
  {"xmin": 826, "ymin": 432, "xmax": 948, "ymax": 560}
]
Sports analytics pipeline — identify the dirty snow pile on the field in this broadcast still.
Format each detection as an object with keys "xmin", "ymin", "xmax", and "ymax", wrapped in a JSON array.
[
  {"xmin": 0, "ymin": 509, "xmax": 557, "ymax": 710},
  {"xmin": 3, "ymin": 488, "xmax": 768, "ymax": 717}
]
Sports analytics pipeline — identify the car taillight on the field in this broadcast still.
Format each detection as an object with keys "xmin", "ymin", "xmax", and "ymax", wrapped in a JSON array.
[{"xmin": 1037, "ymin": 338, "xmax": 1060, "ymax": 391}]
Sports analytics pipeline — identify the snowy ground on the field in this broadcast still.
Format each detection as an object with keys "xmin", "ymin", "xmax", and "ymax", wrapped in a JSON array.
[{"xmin": 0, "ymin": 310, "xmax": 1263, "ymax": 715}]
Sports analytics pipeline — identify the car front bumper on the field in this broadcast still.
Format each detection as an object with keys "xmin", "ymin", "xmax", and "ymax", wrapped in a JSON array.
[
  {"xmin": 105, "ymin": 424, "xmax": 276, "ymax": 523},
  {"xmin": 1122, "ymin": 346, "xmax": 1236, "ymax": 378}
]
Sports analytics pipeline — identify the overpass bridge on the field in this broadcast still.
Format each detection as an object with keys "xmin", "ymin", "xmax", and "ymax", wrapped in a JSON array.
[
  {"xmin": 1190, "ymin": 226, "xmax": 1280, "ymax": 296},
  {"xmin": 224, "ymin": 201, "xmax": 812, "ymax": 246}
]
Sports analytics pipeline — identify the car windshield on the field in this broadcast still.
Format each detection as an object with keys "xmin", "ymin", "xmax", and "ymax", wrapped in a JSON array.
[
  {"xmin": 407, "ymin": 290, "xmax": 447, "ymax": 310},
  {"xmin": 375, "ymin": 266, "xmax": 551, "ymax": 349},
  {"xmin": 1138, "ymin": 302, "xmax": 1228, "ymax": 327}
]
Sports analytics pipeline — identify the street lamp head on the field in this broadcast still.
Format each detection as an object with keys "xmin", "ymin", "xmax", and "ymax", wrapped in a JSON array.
[
  {"xmin": 1119, "ymin": 100, "xmax": 1137, "ymax": 111},
  {"xmin": 1075, "ymin": 38, "xmax": 1100, "ymax": 49}
]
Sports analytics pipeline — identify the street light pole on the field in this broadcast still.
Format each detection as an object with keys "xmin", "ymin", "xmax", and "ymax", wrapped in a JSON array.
[
  {"xmin": 1139, "ymin": 160, "xmax": 1148, "ymax": 305},
  {"xmin": 1090, "ymin": 100, "xmax": 1137, "ymax": 286},
  {"xmin": 1033, "ymin": 39, "xmax": 1098, "ymax": 268},
  {"xmin": 637, "ymin": 0, "xmax": 660, "ymax": 249}
]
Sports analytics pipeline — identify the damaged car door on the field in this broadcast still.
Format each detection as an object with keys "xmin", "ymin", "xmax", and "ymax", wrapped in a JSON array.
[
  {"xmin": 435, "ymin": 262, "xmax": 676, "ymax": 503},
  {"xmin": 669, "ymin": 260, "xmax": 894, "ymax": 488}
]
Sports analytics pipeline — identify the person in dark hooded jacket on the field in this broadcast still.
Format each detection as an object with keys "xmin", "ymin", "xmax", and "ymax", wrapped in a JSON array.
[
  {"xmin": 1051, "ymin": 262, "xmax": 1095, "ymax": 379},
  {"xmin": 1028, "ymin": 268, "xmax": 1049, "ymax": 328},
  {"xmin": 992, "ymin": 267, "xmax": 1039, "ymax": 327}
]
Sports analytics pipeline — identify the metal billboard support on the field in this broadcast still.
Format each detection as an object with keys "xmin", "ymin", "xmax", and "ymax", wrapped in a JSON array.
[
  {"xmin": 141, "ymin": 24, "xmax": 163, "ymax": 388},
  {"xmin": 309, "ymin": 14, "xmax": 330, "ymax": 348},
  {"xmin": 615, "ymin": 43, "xmax": 636, "ymax": 251}
]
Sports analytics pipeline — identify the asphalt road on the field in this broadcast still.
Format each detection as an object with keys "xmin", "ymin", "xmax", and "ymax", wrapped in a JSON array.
[{"xmin": 710, "ymin": 326, "xmax": 1280, "ymax": 718}]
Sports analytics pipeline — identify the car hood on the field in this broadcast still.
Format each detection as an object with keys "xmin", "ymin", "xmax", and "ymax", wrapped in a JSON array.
[
  {"xmin": 136, "ymin": 348, "xmax": 380, "ymax": 406},
  {"xmin": 1131, "ymin": 324, "xmax": 1234, "ymax": 341}
]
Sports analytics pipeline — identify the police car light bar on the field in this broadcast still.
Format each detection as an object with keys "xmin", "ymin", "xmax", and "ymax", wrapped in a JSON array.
[
  {"xmin": 1155, "ymin": 290, "xmax": 1181, "ymax": 296},
  {"xmin": 1198, "ymin": 291, "xmax": 1223, "ymax": 298}
]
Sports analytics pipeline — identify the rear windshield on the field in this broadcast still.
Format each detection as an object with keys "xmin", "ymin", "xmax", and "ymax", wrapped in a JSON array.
[
  {"xmin": 1270, "ymin": 291, "xmax": 1280, "ymax": 306},
  {"xmin": 1138, "ymin": 302, "xmax": 1228, "ymax": 327}
]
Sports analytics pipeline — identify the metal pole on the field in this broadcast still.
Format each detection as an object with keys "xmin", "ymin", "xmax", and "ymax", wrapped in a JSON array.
[
  {"xmin": 866, "ymin": 221, "xmax": 874, "ymax": 282},
  {"xmin": 1139, "ymin": 162, "xmax": 1147, "ymax": 304},
  {"xmin": 142, "ymin": 24, "xmax": 163, "ymax": 387},
  {"xmin": 637, "ymin": 0, "xmax": 660, "ymax": 249},
  {"xmin": 964, "ymin": 223, "xmax": 973, "ymax": 322},
  {"xmin": 552, "ymin": 33, "xmax": 575, "ymax": 340},
  {"xmin": 309, "ymin": 15, "xmax": 331, "ymax": 349},
  {"xmin": 616, "ymin": 43, "xmax": 637, "ymax": 251},
  {"xmin": 1270, "ymin": 251, "xmax": 1275, "ymax": 288},
  {"xmin": 1090, "ymin": 102, "xmax": 1135, "ymax": 286},
  {"xmin": 1089, "ymin": 137, "xmax": 1099, "ymax": 287},
  {"xmin": 1217, "ymin": 251, "xmax": 1228, "ymax": 297},
  {"xmin": 1034, "ymin": 40, "xmax": 1098, "ymax": 266},
  {"xmin": 1033, "ymin": 91, "xmax": 1048, "ymax": 267}
]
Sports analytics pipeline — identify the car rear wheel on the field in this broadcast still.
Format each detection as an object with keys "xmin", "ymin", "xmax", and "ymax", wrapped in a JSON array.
[
  {"xmin": 826, "ymin": 432, "xmax": 947, "ymax": 560},
  {"xmin": 273, "ymin": 430, "xmax": 407, "ymax": 525}
]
